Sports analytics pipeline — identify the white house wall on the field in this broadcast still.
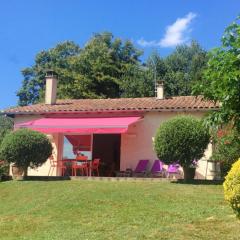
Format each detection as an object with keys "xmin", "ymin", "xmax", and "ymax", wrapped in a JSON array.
[
  {"xmin": 120, "ymin": 111, "xmax": 216, "ymax": 179},
  {"xmin": 12, "ymin": 112, "xmax": 217, "ymax": 179}
]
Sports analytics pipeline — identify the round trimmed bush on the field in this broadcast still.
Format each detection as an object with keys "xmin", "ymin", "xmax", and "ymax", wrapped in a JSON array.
[
  {"xmin": 223, "ymin": 158, "xmax": 240, "ymax": 219},
  {"xmin": 154, "ymin": 115, "xmax": 210, "ymax": 180},
  {"xmin": 0, "ymin": 129, "xmax": 52, "ymax": 176}
]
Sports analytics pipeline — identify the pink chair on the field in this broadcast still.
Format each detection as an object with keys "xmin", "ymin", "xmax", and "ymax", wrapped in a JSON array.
[
  {"xmin": 89, "ymin": 158, "xmax": 100, "ymax": 176},
  {"xmin": 48, "ymin": 156, "xmax": 67, "ymax": 176},
  {"xmin": 151, "ymin": 160, "xmax": 165, "ymax": 177},
  {"xmin": 72, "ymin": 155, "xmax": 88, "ymax": 176},
  {"xmin": 166, "ymin": 163, "xmax": 180, "ymax": 178},
  {"xmin": 132, "ymin": 160, "xmax": 149, "ymax": 177}
]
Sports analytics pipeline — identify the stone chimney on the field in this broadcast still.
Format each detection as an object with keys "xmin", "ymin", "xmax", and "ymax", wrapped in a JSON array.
[
  {"xmin": 156, "ymin": 81, "xmax": 164, "ymax": 100},
  {"xmin": 45, "ymin": 70, "xmax": 58, "ymax": 105}
]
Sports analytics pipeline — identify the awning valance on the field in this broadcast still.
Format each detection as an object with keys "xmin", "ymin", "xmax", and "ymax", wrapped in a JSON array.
[{"xmin": 15, "ymin": 117, "xmax": 141, "ymax": 134}]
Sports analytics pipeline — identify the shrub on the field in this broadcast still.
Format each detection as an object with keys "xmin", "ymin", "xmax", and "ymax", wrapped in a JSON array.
[
  {"xmin": 0, "ymin": 161, "xmax": 9, "ymax": 178},
  {"xmin": 211, "ymin": 129, "xmax": 240, "ymax": 178},
  {"xmin": 0, "ymin": 129, "xmax": 52, "ymax": 176},
  {"xmin": 154, "ymin": 115, "xmax": 210, "ymax": 180},
  {"xmin": 0, "ymin": 116, "xmax": 13, "ymax": 145},
  {"xmin": 223, "ymin": 158, "xmax": 240, "ymax": 219},
  {"xmin": 0, "ymin": 116, "xmax": 13, "ymax": 179}
]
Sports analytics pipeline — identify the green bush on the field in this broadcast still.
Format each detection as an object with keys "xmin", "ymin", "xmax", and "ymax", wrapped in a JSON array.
[
  {"xmin": 0, "ymin": 161, "xmax": 9, "ymax": 178},
  {"xmin": 0, "ymin": 116, "xmax": 13, "ymax": 145},
  {"xmin": 0, "ymin": 116, "xmax": 13, "ymax": 179},
  {"xmin": 0, "ymin": 129, "xmax": 52, "ymax": 176},
  {"xmin": 211, "ymin": 129, "xmax": 240, "ymax": 178},
  {"xmin": 154, "ymin": 115, "xmax": 210, "ymax": 179},
  {"xmin": 223, "ymin": 158, "xmax": 240, "ymax": 219}
]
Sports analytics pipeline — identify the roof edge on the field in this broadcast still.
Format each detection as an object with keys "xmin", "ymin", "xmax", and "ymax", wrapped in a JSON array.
[{"xmin": 2, "ymin": 107, "xmax": 219, "ymax": 116}]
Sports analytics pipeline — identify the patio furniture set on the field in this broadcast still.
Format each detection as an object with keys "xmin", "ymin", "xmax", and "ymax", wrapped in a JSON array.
[
  {"xmin": 48, "ymin": 156, "xmax": 100, "ymax": 177},
  {"xmin": 49, "ymin": 156, "xmax": 181, "ymax": 178},
  {"xmin": 116, "ymin": 159, "xmax": 181, "ymax": 178}
]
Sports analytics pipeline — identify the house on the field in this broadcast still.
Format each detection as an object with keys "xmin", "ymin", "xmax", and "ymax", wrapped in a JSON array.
[{"xmin": 2, "ymin": 71, "xmax": 219, "ymax": 179}]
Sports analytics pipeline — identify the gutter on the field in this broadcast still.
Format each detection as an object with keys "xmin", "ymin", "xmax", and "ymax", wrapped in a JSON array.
[{"xmin": 1, "ymin": 107, "xmax": 219, "ymax": 117}]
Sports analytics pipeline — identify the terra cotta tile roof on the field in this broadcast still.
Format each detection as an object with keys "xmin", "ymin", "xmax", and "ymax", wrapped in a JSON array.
[{"xmin": 2, "ymin": 96, "xmax": 219, "ymax": 115}]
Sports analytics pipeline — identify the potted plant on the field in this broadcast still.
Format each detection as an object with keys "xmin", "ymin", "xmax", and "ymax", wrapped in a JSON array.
[
  {"xmin": 0, "ymin": 129, "xmax": 53, "ymax": 179},
  {"xmin": 154, "ymin": 115, "xmax": 210, "ymax": 181},
  {"xmin": 11, "ymin": 163, "xmax": 24, "ymax": 179},
  {"xmin": 183, "ymin": 160, "xmax": 198, "ymax": 180}
]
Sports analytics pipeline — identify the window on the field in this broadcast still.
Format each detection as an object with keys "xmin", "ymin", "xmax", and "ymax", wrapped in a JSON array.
[{"xmin": 63, "ymin": 135, "xmax": 92, "ymax": 159}]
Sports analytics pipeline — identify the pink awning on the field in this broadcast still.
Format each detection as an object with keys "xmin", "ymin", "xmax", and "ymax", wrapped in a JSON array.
[{"xmin": 15, "ymin": 117, "xmax": 141, "ymax": 134}]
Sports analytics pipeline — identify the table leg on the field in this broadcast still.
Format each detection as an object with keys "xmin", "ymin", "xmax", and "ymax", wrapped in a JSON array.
[{"xmin": 89, "ymin": 161, "xmax": 92, "ymax": 177}]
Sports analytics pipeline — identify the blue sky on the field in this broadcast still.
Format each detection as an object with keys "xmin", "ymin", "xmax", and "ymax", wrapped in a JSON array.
[{"xmin": 0, "ymin": 0, "xmax": 239, "ymax": 110}]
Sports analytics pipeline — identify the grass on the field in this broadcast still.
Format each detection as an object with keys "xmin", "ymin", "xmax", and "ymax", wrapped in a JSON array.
[{"xmin": 0, "ymin": 180, "xmax": 239, "ymax": 240}]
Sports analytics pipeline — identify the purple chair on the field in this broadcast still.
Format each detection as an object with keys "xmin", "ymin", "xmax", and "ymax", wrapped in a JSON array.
[
  {"xmin": 167, "ymin": 163, "xmax": 181, "ymax": 178},
  {"xmin": 151, "ymin": 160, "xmax": 164, "ymax": 177},
  {"xmin": 133, "ymin": 159, "xmax": 149, "ymax": 177}
]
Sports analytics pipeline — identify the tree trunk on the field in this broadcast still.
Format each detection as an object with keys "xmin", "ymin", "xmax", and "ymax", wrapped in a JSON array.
[
  {"xmin": 183, "ymin": 167, "xmax": 196, "ymax": 181},
  {"xmin": 23, "ymin": 166, "xmax": 28, "ymax": 177}
]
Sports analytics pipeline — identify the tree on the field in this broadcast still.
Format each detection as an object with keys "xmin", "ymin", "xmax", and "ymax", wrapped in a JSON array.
[
  {"xmin": 119, "ymin": 64, "xmax": 154, "ymax": 98},
  {"xmin": 17, "ymin": 41, "xmax": 81, "ymax": 106},
  {"xmin": 193, "ymin": 17, "xmax": 240, "ymax": 131},
  {"xmin": 17, "ymin": 32, "xmax": 143, "ymax": 105},
  {"xmin": 144, "ymin": 41, "xmax": 207, "ymax": 97},
  {"xmin": 154, "ymin": 115, "xmax": 210, "ymax": 180},
  {"xmin": 65, "ymin": 33, "xmax": 142, "ymax": 99},
  {"xmin": 0, "ymin": 116, "xmax": 13, "ymax": 145},
  {"xmin": 0, "ymin": 129, "xmax": 52, "ymax": 176}
]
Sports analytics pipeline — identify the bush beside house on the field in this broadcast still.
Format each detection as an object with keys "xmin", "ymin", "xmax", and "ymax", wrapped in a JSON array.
[
  {"xmin": 0, "ymin": 129, "xmax": 52, "ymax": 177},
  {"xmin": 0, "ymin": 116, "xmax": 13, "ymax": 144},
  {"xmin": 211, "ymin": 129, "xmax": 240, "ymax": 178},
  {"xmin": 154, "ymin": 115, "xmax": 210, "ymax": 180},
  {"xmin": 0, "ymin": 116, "xmax": 13, "ymax": 179},
  {"xmin": 0, "ymin": 161, "xmax": 9, "ymax": 180},
  {"xmin": 223, "ymin": 158, "xmax": 240, "ymax": 219}
]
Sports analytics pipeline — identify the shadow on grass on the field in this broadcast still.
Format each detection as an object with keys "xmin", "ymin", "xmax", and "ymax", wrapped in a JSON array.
[
  {"xmin": 171, "ymin": 179, "xmax": 223, "ymax": 185},
  {"xmin": 3, "ymin": 176, "xmax": 71, "ymax": 181},
  {"xmin": 0, "ymin": 175, "xmax": 13, "ymax": 182},
  {"xmin": 24, "ymin": 176, "xmax": 71, "ymax": 181}
]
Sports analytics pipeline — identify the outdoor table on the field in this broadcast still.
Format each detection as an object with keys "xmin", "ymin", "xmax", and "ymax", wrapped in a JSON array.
[{"xmin": 61, "ymin": 159, "xmax": 92, "ymax": 176}]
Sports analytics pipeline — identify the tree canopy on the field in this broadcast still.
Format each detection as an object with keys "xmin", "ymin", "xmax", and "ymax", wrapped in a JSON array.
[
  {"xmin": 17, "ymin": 33, "xmax": 146, "ymax": 105},
  {"xmin": 17, "ymin": 41, "xmax": 81, "ymax": 106},
  {"xmin": 17, "ymin": 33, "xmax": 207, "ymax": 106},
  {"xmin": 193, "ymin": 17, "xmax": 240, "ymax": 131},
  {"xmin": 148, "ymin": 41, "xmax": 207, "ymax": 97}
]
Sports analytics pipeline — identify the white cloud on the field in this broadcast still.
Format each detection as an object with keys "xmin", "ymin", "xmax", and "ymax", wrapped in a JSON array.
[
  {"xmin": 137, "ymin": 38, "xmax": 158, "ymax": 47},
  {"xmin": 137, "ymin": 12, "xmax": 197, "ymax": 48},
  {"xmin": 160, "ymin": 12, "xmax": 197, "ymax": 47}
]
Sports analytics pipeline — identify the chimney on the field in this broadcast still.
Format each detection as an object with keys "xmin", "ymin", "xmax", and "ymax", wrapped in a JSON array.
[
  {"xmin": 156, "ymin": 81, "xmax": 164, "ymax": 100},
  {"xmin": 45, "ymin": 70, "xmax": 58, "ymax": 105}
]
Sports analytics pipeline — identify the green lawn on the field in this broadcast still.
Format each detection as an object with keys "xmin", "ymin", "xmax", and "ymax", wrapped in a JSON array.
[{"xmin": 0, "ymin": 180, "xmax": 239, "ymax": 240}]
